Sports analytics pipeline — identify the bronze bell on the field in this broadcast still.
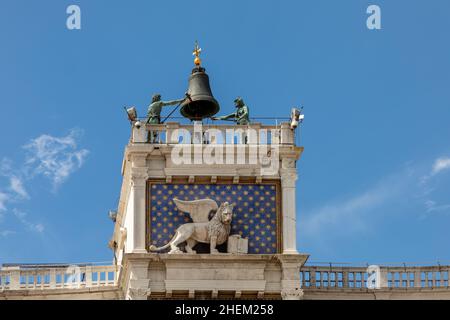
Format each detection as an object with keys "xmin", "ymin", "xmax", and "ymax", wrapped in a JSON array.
[{"xmin": 180, "ymin": 66, "xmax": 220, "ymax": 121}]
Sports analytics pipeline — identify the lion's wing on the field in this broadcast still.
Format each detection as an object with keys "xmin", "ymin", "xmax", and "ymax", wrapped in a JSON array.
[{"xmin": 173, "ymin": 198, "xmax": 218, "ymax": 223}]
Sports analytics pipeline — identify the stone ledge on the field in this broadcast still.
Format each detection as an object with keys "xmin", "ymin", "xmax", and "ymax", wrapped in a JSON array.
[
  {"xmin": 303, "ymin": 287, "xmax": 450, "ymax": 293},
  {"xmin": 0, "ymin": 286, "xmax": 119, "ymax": 295},
  {"xmin": 303, "ymin": 287, "xmax": 450, "ymax": 300},
  {"xmin": 123, "ymin": 253, "xmax": 308, "ymax": 263},
  {"xmin": 0, "ymin": 286, "xmax": 121, "ymax": 300}
]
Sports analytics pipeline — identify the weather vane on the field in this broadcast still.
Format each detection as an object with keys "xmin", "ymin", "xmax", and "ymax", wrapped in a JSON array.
[{"xmin": 192, "ymin": 40, "xmax": 202, "ymax": 66}]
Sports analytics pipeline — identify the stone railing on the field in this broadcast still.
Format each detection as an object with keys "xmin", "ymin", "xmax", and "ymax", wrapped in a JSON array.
[
  {"xmin": 301, "ymin": 265, "xmax": 450, "ymax": 290},
  {"xmin": 0, "ymin": 265, "xmax": 118, "ymax": 291},
  {"xmin": 130, "ymin": 121, "xmax": 296, "ymax": 145}
]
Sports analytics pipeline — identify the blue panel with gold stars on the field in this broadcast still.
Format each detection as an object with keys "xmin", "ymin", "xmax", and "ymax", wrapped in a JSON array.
[{"xmin": 148, "ymin": 183, "xmax": 280, "ymax": 254}]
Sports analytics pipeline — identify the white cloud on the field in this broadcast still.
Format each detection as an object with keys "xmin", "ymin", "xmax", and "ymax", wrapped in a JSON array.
[
  {"xmin": 302, "ymin": 190, "xmax": 383, "ymax": 235},
  {"xmin": 0, "ymin": 230, "xmax": 15, "ymax": 237},
  {"xmin": 13, "ymin": 208, "xmax": 45, "ymax": 233},
  {"xmin": 0, "ymin": 158, "xmax": 13, "ymax": 175},
  {"xmin": 431, "ymin": 157, "xmax": 450, "ymax": 176},
  {"xmin": 0, "ymin": 130, "xmax": 87, "ymax": 236},
  {"xmin": 301, "ymin": 168, "xmax": 415, "ymax": 238},
  {"xmin": 9, "ymin": 176, "xmax": 29, "ymax": 199},
  {"xmin": 302, "ymin": 156, "xmax": 450, "ymax": 241},
  {"xmin": 23, "ymin": 129, "xmax": 89, "ymax": 189},
  {"xmin": 0, "ymin": 192, "xmax": 9, "ymax": 212},
  {"xmin": 424, "ymin": 200, "xmax": 450, "ymax": 215},
  {"xmin": 417, "ymin": 156, "xmax": 450, "ymax": 217},
  {"xmin": 34, "ymin": 223, "xmax": 45, "ymax": 233}
]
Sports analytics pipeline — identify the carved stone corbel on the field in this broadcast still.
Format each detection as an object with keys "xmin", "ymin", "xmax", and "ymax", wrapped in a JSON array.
[
  {"xmin": 278, "ymin": 256, "xmax": 305, "ymax": 300},
  {"xmin": 127, "ymin": 278, "xmax": 151, "ymax": 300},
  {"xmin": 281, "ymin": 287, "xmax": 304, "ymax": 300},
  {"xmin": 128, "ymin": 287, "xmax": 151, "ymax": 300}
]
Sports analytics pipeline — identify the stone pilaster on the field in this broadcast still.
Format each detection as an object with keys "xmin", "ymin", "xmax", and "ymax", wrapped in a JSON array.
[
  {"xmin": 130, "ymin": 155, "xmax": 148, "ymax": 254},
  {"xmin": 280, "ymin": 159, "xmax": 298, "ymax": 254}
]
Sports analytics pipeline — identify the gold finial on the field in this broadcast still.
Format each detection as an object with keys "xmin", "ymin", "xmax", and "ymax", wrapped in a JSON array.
[{"xmin": 192, "ymin": 40, "xmax": 202, "ymax": 66}]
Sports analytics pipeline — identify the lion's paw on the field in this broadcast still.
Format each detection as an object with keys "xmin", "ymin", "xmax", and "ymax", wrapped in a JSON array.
[{"xmin": 168, "ymin": 248, "xmax": 183, "ymax": 254}]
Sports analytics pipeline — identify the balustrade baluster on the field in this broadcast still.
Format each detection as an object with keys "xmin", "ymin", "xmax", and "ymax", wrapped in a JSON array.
[
  {"xmin": 50, "ymin": 269, "xmax": 56, "ymax": 289},
  {"xmin": 86, "ymin": 266, "xmax": 92, "ymax": 287},
  {"xmin": 343, "ymin": 271, "xmax": 348, "ymax": 288},
  {"xmin": 310, "ymin": 269, "xmax": 316, "ymax": 288},
  {"xmin": 414, "ymin": 271, "xmax": 421, "ymax": 288},
  {"xmin": 432, "ymin": 271, "xmax": 437, "ymax": 288}
]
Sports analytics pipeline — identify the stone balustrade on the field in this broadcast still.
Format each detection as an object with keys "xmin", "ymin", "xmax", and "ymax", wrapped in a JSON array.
[
  {"xmin": 0, "ymin": 265, "xmax": 117, "ymax": 291},
  {"xmin": 2, "ymin": 263, "xmax": 449, "ymax": 298},
  {"xmin": 131, "ymin": 121, "xmax": 295, "ymax": 145},
  {"xmin": 301, "ymin": 265, "xmax": 450, "ymax": 290}
]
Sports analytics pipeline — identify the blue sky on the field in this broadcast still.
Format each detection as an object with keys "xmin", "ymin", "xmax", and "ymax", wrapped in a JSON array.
[{"xmin": 0, "ymin": 0, "xmax": 449, "ymax": 266}]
